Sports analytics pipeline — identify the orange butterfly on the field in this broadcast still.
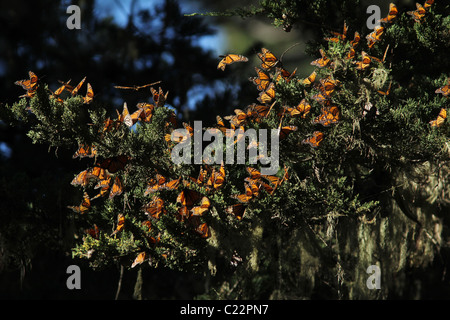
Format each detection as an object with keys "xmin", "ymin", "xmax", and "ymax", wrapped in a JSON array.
[
  {"xmin": 70, "ymin": 169, "xmax": 90, "ymax": 187},
  {"xmin": 324, "ymin": 21, "xmax": 348, "ymax": 43},
  {"xmin": 366, "ymin": 25, "xmax": 384, "ymax": 48},
  {"xmin": 131, "ymin": 252, "xmax": 147, "ymax": 268},
  {"xmin": 249, "ymin": 67, "xmax": 271, "ymax": 91},
  {"xmin": 301, "ymin": 70, "xmax": 317, "ymax": 86},
  {"xmin": 246, "ymin": 167, "xmax": 262, "ymax": 181},
  {"xmin": 87, "ymin": 166, "xmax": 109, "ymax": 181},
  {"xmin": 190, "ymin": 167, "xmax": 208, "ymax": 186},
  {"xmin": 378, "ymin": 81, "xmax": 392, "ymax": 96},
  {"xmin": 67, "ymin": 192, "xmax": 91, "ymax": 214},
  {"xmin": 231, "ymin": 183, "xmax": 254, "ymax": 203},
  {"xmin": 275, "ymin": 67, "xmax": 297, "ymax": 83},
  {"xmin": 302, "ymin": 131, "xmax": 324, "ymax": 148},
  {"xmin": 429, "ymin": 108, "xmax": 447, "ymax": 127},
  {"xmin": 166, "ymin": 122, "xmax": 194, "ymax": 143},
  {"xmin": 284, "ymin": 99, "xmax": 311, "ymax": 118},
  {"xmin": 97, "ymin": 155, "xmax": 129, "ymax": 174},
  {"xmin": 311, "ymin": 49, "xmax": 331, "ymax": 68},
  {"xmin": 160, "ymin": 176, "xmax": 181, "ymax": 191},
  {"xmin": 150, "ymin": 87, "xmax": 169, "ymax": 107},
  {"xmin": 407, "ymin": 3, "xmax": 426, "ymax": 23},
  {"xmin": 15, "ymin": 71, "xmax": 38, "ymax": 91},
  {"xmin": 144, "ymin": 174, "xmax": 167, "ymax": 195},
  {"xmin": 143, "ymin": 197, "xmax": 165, "ymax": 218},
  {"xmin": 191, "ymin": 196, "xmax": 211, "ymax": 216},
  {"xmin": 111, "ymin": 213, "xmax": 125, "ymax": 236},
  {"xmin": 313, "ymin": 106, "xmax": 340, "ymax": 127},
  {"xmin": 350, "ymin": 32, "xmax": 361, "ymax": 48},
  {"xmin": 435, "ymin": 79, "xmax": 449, "ymax": 97},
  {"xmin": 136, "ymin": 103, "xmax": 155, "ymax": 123},
  {"xmin": 257, "ymin": 48, "xmax": 279, "ymax": 70},
  {"xmin": 217, "ymin": 54, "xmax": 248, "ymax": 71},
  {"xmin": 346, "ymin": 48, "xmax": 356, "ymax": 60},
  {"xmin": 257, "ymin": 82, "xmax": 276, "ymax": 104},
  {"xmin": 85, "ymin": 224, "xmax": 99, "ymax": 239},
  {"xmin": 114, "ymin": 80, "xmax": 162, "ymax": 91},
  {"xmin": 246, "ymin": 104, "xmax": 270, "ymax": 121},
  {"xmin": 380, "ymin": 3, "xmax": 398, "ymax": 24},
  {"xmin": 83, "ymin": 83, "xmax": 94, "ymax": 104},
  {"xmin": 109, "ymin": 176, "xmax": 124, "ymax": 199},
  {"xmin": 423, "ymin": 0, "xmax": 434, "ymax": 10},
  {"xmin": 311, "ymin": 92, "xmax": 330, "ymax": 105},
  {"xmin": 195, "ymin": 222, "xmax": 210, "ymax": 238},
  {"xmin": 72, "ymin": 144, "xmax": 96, "ymax": 159},
  {"xmin": 355, "ymin": 51, "xmax": 371, "ymax": 70},
  {"xmin": 278, "ymin": 125, "xmax": 298, "ymax": 140},
  {"xmin": 319, "ymin": 77, "xmax": 340, "ymax": 96},
  {"xmin": 224, "ymin": 109, "xmax": 248, "ymax": 127},
  {"xmin": 71, "ymin": 77, "xmax": 86, "ymax": 96},
  {"xmin": 206, "ymin": 164, "xmax": 225, "ymax": 191},
  {"xmin": 177, "ymin": 189, "xmax": 202, "ymax": 207},
  {"xmin": 227, "ymin": 203, "xmax": 246, "ymax": 220}
]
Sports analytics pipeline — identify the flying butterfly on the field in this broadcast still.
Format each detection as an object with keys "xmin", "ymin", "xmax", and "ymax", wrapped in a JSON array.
[
  {"xmin": 380, "ymin": 3, "xmax": 398, "ymax": 24},
  {"xmin": 429, "ymin": 108, "xmax": 447, "ymax": 127},
  {"xmin": 302, "ymin": 131, "xmax": 324, "ymax": 148},
  {"xmin": 224, "ymin": 109, "xmax": 248, "ymax": 127},
  {"xmin": 324, "ymin": 21, "xmax": 348, "ymax": 43},
  {"xmin": 131, "ymin": 252, "xmax": 147, "ymax": 268},
  {"xmin": 15, "ymin": 71, "xmax": 38, "ymax": 91},
  {"xmin": 114, "ymin": 80, "xmax": 162, "ymax": 91},
  {"xmin": 407, "ymin": 3, "xmax": 426, "ymax": 23},
  {"xmin": 301, "ymin": 70, "xmax": 317, "ymax": 86},
  {"xmin": 217, "ymin": 54, "xmax": 249, "ymax": 71},
  {"xmin": 70, "ymin": 77, "xmax": 86, "ymax": 96},
  {"xmin": 83, "ymin": 83, "xmax": 94, "ymax": 104},
  {"xmin": 67, "ymin": 192, "xmax": 91, "ymax": 214}
]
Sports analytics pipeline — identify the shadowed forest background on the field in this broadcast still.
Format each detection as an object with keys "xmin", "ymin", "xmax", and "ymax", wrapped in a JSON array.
[{"xmin": 0, "ymin": 0, "xmax": 449, "ymax": 299}]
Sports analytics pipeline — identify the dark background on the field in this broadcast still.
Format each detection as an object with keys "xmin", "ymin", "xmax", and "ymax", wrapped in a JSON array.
[{"xmin": 0, "ymin": 0, "xmax": 403, "ymax": 299}]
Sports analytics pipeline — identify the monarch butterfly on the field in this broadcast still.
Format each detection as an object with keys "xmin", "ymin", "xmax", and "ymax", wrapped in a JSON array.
[
  {"xmin": 91, "ymin": 183, "xmax": 110, "ymax": 200},
  {"xmin": 217, "ymin": 54, "xmax": 248, "ymax": 71},
  {"xmin": 302, "ymin": 131, "xmax": 324, "ymax": 148},
  {"xmin": 85, "ymin": 224, "xmax": 99, "ymax": 239},
  {"xmin": 226, "ymin": 203, "xmax": 246, "ymax": 220},
  {"xmin": 109, "ymin": 176, "xmax": 124, "ymax": 199},
  {"xmin": 366, "ymin": 26, "xmax": 384, "ymax": 48},
  {"xmin": 195, "ymin": 222, "xmax": 210, "ymax": 238},
  {"xmin": 87, "ymin": 166, "xmax": 109, "ymax": 181},
  {"xmin": 301, "ymin": 70, "xmax": 317, "ymax": 86},
  {"xmin": 278, "ymin": 125, "xmax": 298, "ymax": 140},
  {"xmin": 257, "ymin": 82, "xmax": 276, "ymax": 104},
  {"xmin": 191, "ymin": 196, "xmax": 211, "ymax": 216},
  {"xmin": 313, "ymin": 106, "xmax": 340, "ymax": 127},
  {"xmin": 430, "ymin": 108, "xmax": 447, "ymax": 127},
  {"xmin": 423, "ymin": 0, "xmax": 434, "ymax": 10},
  {"xmin": 350, "ymin": 32, "xmax": 361, "ymax": 48},
  {"xmin": 150, "ymin": 87, "xmax": 169, "ymax": 107},
  {"xmin": 71, "ymin": 77, "xmax": 86, "ymax": 96},
  {"xmin": 94, "ymin": 176, "xmax": 112, "ymax": 190},
  {"xmin": 259, "ymin": 181, "xmax": 274, "ymax": 195},
  {"xmin": 435, "ymin": 79, "xmax": 449, "ymax": 97},
  {"xmin": 311, "ymin": 92, "xmax": 329, "ymax": 105},
  {"xmin": 407, "ymin": 3, "xmax": 426, "ymax": 23},
  {"xmin": 324, "ymin": 21, "xmax": 348, "ymax": 43},
  {"xmin": 319, "ymin": 78, "xmax": 340, "ymax": 96},
  {"xmin": 231, "ymin": 183, "xmax": 254, "ymax": 203},
  {"xmin": 246, "ymin": 104, "xmax": 270, "ymax": 121},
  {"xmin": 73, "ymin": 143, "xmax": 96, "ymax": 159},
  {"xmin": 143, "ymin": 197, "xmax": 165, "ymax": 218},
  {"xmin": 346, "ymin": 48, "xmax": 356, "ymax": 60},
  {"xmin": 136, "ymin": 103, "xmax": 155, "ymax": 123},
  {"xmin": 246, "ymin": 167, "xmax": 262, "ymax": 181},
  {"xmin": 15, "ymin": 71, "xmax": 38, "ymax": 91},
  {"xmin": 111, "ymin": 213, "xmax": 125, "ymax": 236},
  {"xmin": 224, "ymin": 109, "xmax": 248, "ymax": 127},
  {"xmin": 67, "ymin": 192, "xmax": 91, "ymax": 214},
  {"xmin": 52, "ymin": 83, "xmax": 66, "ymax": 100},
  {"xmin": 83, "ymin": 83, "xmax": 94, "ymax": 104},
  {"xmin": 380, "ymin": 3, "xmax": 398, "ymax": 24},
  {"xmin": 131, "ymin": 252, "xmax": 147, "ymax": 268},
  {"xmin": 206, "ymin": 164, "xmax": 225, "ymax": 191},
  {"xmin": 191, "ymin": 167, "xmax": 208, "ymax": 186},
  {"xmin": 177, "ymin": 189, "xmax": 202, "ymax": 207},
  {"xmin": 97, "ymin": 155, "xmax": 129, "ymax": 174},
  {"xmin": 311, "ymin": 49, "xmax": 331, "ymax": 68},
  {"xmin": 144, "ymin": 174, "xmax": 167, "ymax": 195},
  {"xmin": 378, "ymin": 81, "xmax": 392, "ymax": 96},
  {"xmin": 355, "ymin": 51, "xmax": 371, "ymax": 70},
  {"xmin": 257, "ymin": 48, "xmax": 279, "ymax": 70},
  {"xmin": 275, "ymin": 67, "xmax": 297, "ymax": 83},
  {"xmin": 71, "ymin": 170, "xmax": 90, "ymax": 187},
  {"xmin": 249, "ymin": 67, "xmax": 271, "ymax": 91}
]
